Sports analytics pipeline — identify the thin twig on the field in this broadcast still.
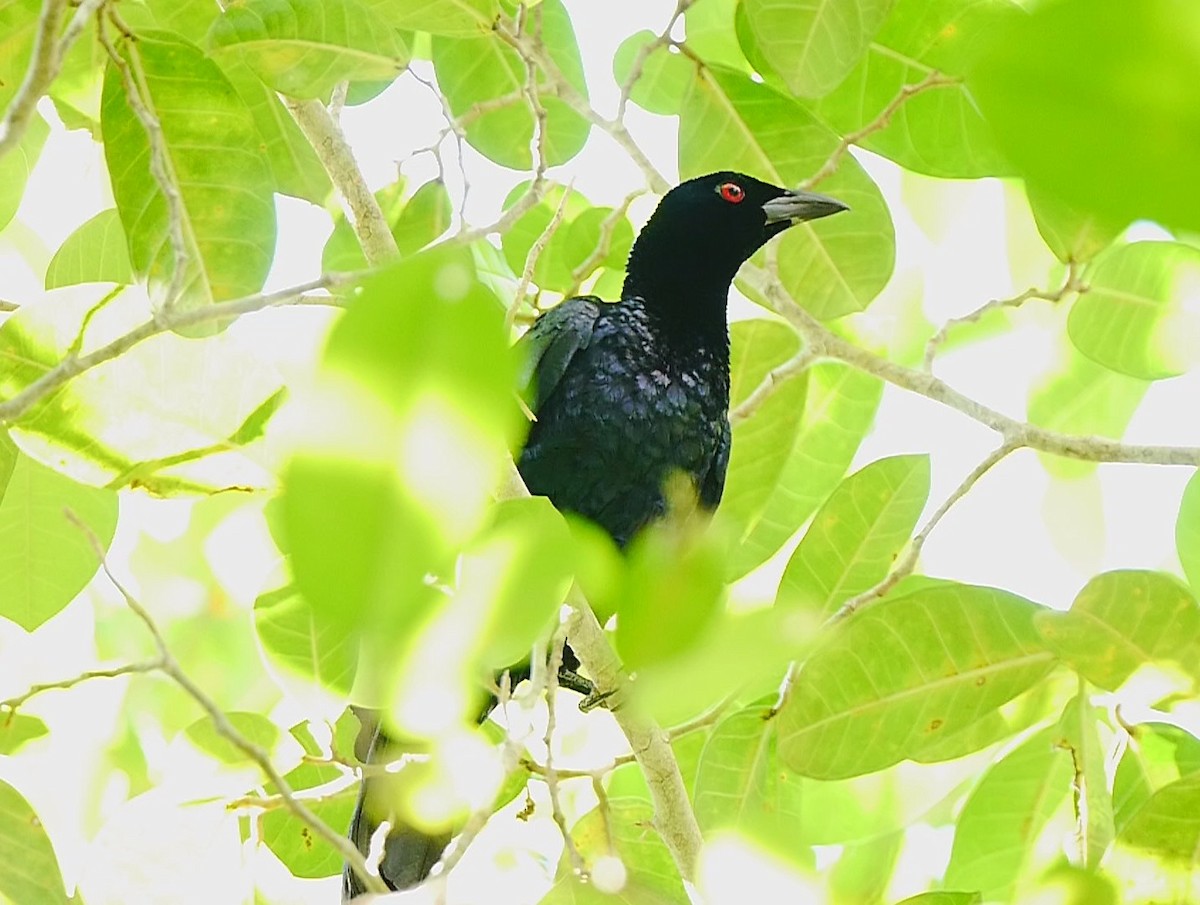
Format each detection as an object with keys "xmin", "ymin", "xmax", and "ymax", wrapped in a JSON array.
[
  {"xmin": 1, "ymin": 660, "xmax": 162, "ymax": 718},
  {"xmin": 739, "ymin": 264, "xmax": 1200, "ymax": 467},
  {"xmin": 828, "ymin": 440, "xmax": 1022, "ymax": 624},
  {"xmin": 543, "ymin": 620, "xmax": 586, "ymax": 876},
  {"xmin": 615, "ymin": 0, "xmax": 694, "ymax": 122},
  {"xmin": 65, "ymin": 512, "xmax": 388, "ymax": 895},
  {"xmin": 730, "ymin": 346, "xmax": 820, "ymax": 425},
  {"xmin": 924, "ymin": 261, "xmax": 1086, "ymax": 370},
  {"xmin": 804, "ymin": 71, "xmax": 959, "ymax": 189},
  {"xmin": 99, "ymin": 8, "xmax": 195, "ymax": 310},
  {"xmin": 563, "ymin": 189, "xmax": 643, "ymax": 299},
  {"xmin": 507, "ymin": 186, "xmax": 572, "ymax": 335}
]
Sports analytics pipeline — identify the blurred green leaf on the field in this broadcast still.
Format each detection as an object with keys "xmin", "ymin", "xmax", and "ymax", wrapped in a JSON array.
[
  {"xmin": 206, "ymin": 0, "xmax": 408, "ymax": 102},
  {"xmin": 1113, "ymin": 722, "xmax": 1200, "ymax": 834},
  {"xmin": 682, "ymin": 66, "xmax": 894, "ymax": 320},
  {"xmin": 1027, "ymin": 183, "xmax": 1123, "ymax": 265},
  {"xmin": 1067, "ymin": 242, "xmax": 1200, "ymax": 380},
  {"xmin": 730, "ymin": 362, "xmax": 882, "ymax": 577},
  {"xmin": 693, "ymin": 701, "xmax": 807, "ymax": 857},
  {"xmin": 613, "ymin": 31, "xmax": 694, "ymax": 115},
  {"xmin": 721, "ymin": 319, "xmax": 808, "ymax": 550},
  {"xmin": 1177, "ymin": 470, "xmax": 1200, "ymax": 594},
  {"xmin": 0, "ymin": 0, "xmax": 40, "ymax": 117},
  {"xmin": 0, "ymin": 434, "xmax": 117, "ymax": 630},
  {"xmin": 282, "ymin": 246, "xmax": 520, "ymax": 709},
  {"xmin": 44, "ymin": 209, "xmax": 134, "ymax": 289},
  {"xmin": 1056, "ymin": 693, "xmax": 1115, "ymax": 867},
  {"xmin": 1028, "ymin": 343, "xmax": 1149, "ymax": 479},
  {"xmin": 261, "ymin": 763, "xmax": 357, "ymax": 877},
  {"xmin": 0, "ymin": 713, "xmax": 48, "ymax": 754},
  {"xmin": 433, "ymin": 0, "xmax": 589, "ymax": 169},
  {"xmin": 1117, "ymin": 770, "xmax": 1200, "ymax": 863},
  {"xmin": 893, "ymin": 892, "xmax": 982, "ymax": 905},
  {"xmin": 0, "ymin": 111, "xmax": 47, "ymax": 233},
  {"xmin": 101, "ymin": 30, "xmax": 276, "ymax": 316},
  {"xmin": 183, "ymin": 710, "xmax": 283, "ymax": 766},
  {"xmin": 968, "ymin": 0, "xmax": 1200, "ymax": 234},
  {"xmin": 777, "ymin": 454, "xmax": 930, "ymax": 618},
  {"xmin": 778, "ymin": 583, "xmax": 1056, "ymax": 779},
  {"xmin": 1035, "ymin": 570, "xmax": 1200, "ymax": 690},
  {"xmin": 0, "ymin": 778, "xmax": 72, "ymax": 904},
  {"xmin": 831, "ymin": 830, "xmax": 902, "ymax": 905},
  {"xmin": 943, "ymin": 727, "xmax": 1072, "ymax": 900},
  {"xmin": 815, "ymin": 0, "xmax": 1015, "ymax": 178},
  {"xmin": 738, "ymin": 0, "xmax": 890, "ymax": 99}
]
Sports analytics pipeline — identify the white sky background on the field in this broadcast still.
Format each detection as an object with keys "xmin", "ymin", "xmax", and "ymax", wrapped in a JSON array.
[{"xmin": 3, "ymin": 0, "xmax": 1200, "ymax": 901}]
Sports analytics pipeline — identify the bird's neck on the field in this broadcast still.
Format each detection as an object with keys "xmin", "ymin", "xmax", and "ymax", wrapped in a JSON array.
[{"xmin": 622, "ymin": 257, "xmax": 737, "ymax": 350}]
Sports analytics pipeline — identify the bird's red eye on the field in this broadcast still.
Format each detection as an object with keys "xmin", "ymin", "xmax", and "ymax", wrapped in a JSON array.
[{"xmin": 717, "ymin": 182, "xmax": 745, "ymax": 204}]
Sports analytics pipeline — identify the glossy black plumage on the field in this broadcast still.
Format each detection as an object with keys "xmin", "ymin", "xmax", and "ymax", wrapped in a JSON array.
[{"xmin": 344, "ymin": 171, "xmax": 847, "ymax": 898}]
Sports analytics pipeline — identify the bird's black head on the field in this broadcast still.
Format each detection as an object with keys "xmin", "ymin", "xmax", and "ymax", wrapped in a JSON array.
[{"xmin": 623, "ymin": 172, "xmax": 847, "ymax": 329}]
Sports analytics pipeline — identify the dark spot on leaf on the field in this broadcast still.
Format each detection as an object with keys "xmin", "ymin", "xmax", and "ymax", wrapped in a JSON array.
[
  {"xmin": 929, "ymin": 719, "xmax": 943, "ymax": 732},
  {"xmin": 975, "ymin": 675, "xmax": 986, "ymax": 686}
]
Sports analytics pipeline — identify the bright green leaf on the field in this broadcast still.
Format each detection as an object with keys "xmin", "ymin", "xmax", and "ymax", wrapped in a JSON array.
[
  {"xmin": 0, "ymin": 111, "xmax": 48, "ymax": 232},
  {"xmin": 0, "ymin": 714, "xmax": 48, "ymax": 754},
  {"xmin": 44, "ymin": 209, "xmax": 134, "ymax": 289},
  {"xmin": 1027, "ymin": 182, "xmax": 1123, "ymax": 265},
  {"xmin": 0, "ymin": 436, "xmax": 117, "ymax": 631},
  {"xmin": 206, "ymin": 0, "xmax": 408, "ymax": 102},
  {"xmin": 433, "ymin": 0, "xmax": 589, "ymax": 169},
  {"xmin": 1177, "ymin": 470, "xmax": 1200, "ymax": 594},
  {"xmin": 1056, "ymin": 693, "xmax": 1115, "ymax": 867},
  {"xmin": 968, "ymin": 0, "xmax": 1200, "ymax": 234},
  {"xmin": 0, "ymin": 778, "xmax": 71, "ymax": 905},
  {"xmin": 261, "ymin": 763, "xmax": 357, "ymax": 877},
  {"xmin": 815, "ymin": 0, "xmax": 1016, "ymax": 179},
  {"xmin": 681, "ymin": 66, "xmax": 895, "ymax": 319},
  {"xmin": 1113, "ymin": 722, "xmax": 1200, "ymax": 834},
  {"xmin": 1118, "ymin": 771, "xmax": 1200, "ymax": 863},
  {"xmin": 1067, "ymin": 242, "xmax": 1200, "ymax": 380},
  {"xmin": 0, "ymin": 0, "xmax": 41, "ymax": 118},
  {"xmin": 1035, "ymin": 570, "xmax": 1200, "ymax": 690},
  {"xmin": 730, "ymin": 363, "xmax": 882, "ymax": 578},
  {"xmin": 101, "ymin": 31, "xmax": 276, "ymax": 316},
  {"xmin": 943, "ymin": 727, "xmax": 1072, "ymax": 900},
  {"xmin": 893, "ymin": 894, "xmax": 982, "ymax": 905},
  {"xmin": 368, "ymin": 0, "xmax": 498, "ymax": 37},
  {"xmin": 613, "ymin": 30, "xmax": 694, "ymax": 115},
  {"xmin": 778, "ymin": 454, "xmax": 931, "ymax": 617},
  {"xmin": 322, "ymin": 178, "xmax": 451, "ymax": 272},
  {"xmin": 778, "ymin": 583, "xmax": 1056, "ymax": 779},
  {"xmin": 254, "ymin": 584, "xmax": 358, "ymax": 696},
  {"xmin": 738, "ymin": 0, "xmax": 890, "ymax": 99},
  {"xmin": 183, "ymin": 710, "xmax": 283, "ymax": 766}
]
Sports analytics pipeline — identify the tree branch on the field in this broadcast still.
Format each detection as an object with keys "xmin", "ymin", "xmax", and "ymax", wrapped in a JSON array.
[
  {"xmin": 66, "ymin": 512, "xmax": 389, "ymax": 896},
  {"xmin": 1, "ymin": 659, "xmax": 162, "ymax": 717},
  {"xmin": 0, "ymin": 0, "xmax": 67, "ymax": 161}
]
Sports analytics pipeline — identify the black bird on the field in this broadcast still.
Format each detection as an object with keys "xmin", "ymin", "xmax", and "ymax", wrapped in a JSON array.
[{"xmin": 345, "ymin": 171, "xmax": 847, "ymax": 898}]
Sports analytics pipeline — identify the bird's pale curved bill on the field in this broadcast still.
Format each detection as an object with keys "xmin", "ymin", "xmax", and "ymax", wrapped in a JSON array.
[{"xmin": 762, "ymin": 189, "xmax": 849, "ymax": 224}]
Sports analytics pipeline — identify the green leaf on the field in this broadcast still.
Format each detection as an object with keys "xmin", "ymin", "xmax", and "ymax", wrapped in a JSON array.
[
  {"xmin": 893, "ymin": 894, "xmax": 982, "ymax": 905},
  {"xmin": 730, "ymin": 363, "xmax": 882, "ymax": 577},
  {"xmin": 681, "ymin": 66, "xmax": 895, "ymax": 319},
  {"xmin": 1035, "ymin": 570, "xmax": 1200, "ymax": 690},
  {"xmin": 282, "ymin": 246, "xmax": 520, "ymax": 711},
  {"xmin": 322, "ymin": 178, "xmax": 452, "ymax": 272},
  {"xmin": 1027, "ymin": 343, "xmax": 1149, "ymax": 480},
  {"xmin": 0, "ymin": 0, "xmax": 41, "ymax": 117},
  {"xmin": 100, "ymin": 31, "xmax": 276, "ymax": 315},
  {"xmin": 815, "ymin": 0, "xmax": 1016, "ymax": 179},
  {"xmin": 685, "ymin": 0, "xmax": 753, "ymax": 75},
  {"xmin": 777, "ymin": 454, "xmax": 931, "ymax": 618},
  {"xmin": 0, "ymin": 111, "xmax": 48, "ymax": 232},
  {"xmin": 0, "ymin": 778, "xmax": 71, "ymax": 905},
  {"xmin": 693, "ymin": 702, "xmax": 806, "ymax": 855},
  {"xmin": 1067, "ymin": 242, "xmax": 1200, "ymax": 380},
  {"xmin": 943, "ymin": 728, "xmax": 1072, "ymax": 900},
  {"xmin": 261, "ymin": 763, "xmax": 357, "ymax": 877},
  {"xmin": 738, "ymin": 0, "xmax": 890, "ymax": 99},
  {"xmin": 0, "ymin": 435, "xmax": 117, "ymax": 631},
  {"xmin": 183, "ymin": 710, "xmax": 283, "ymax": 766},
  {"xmin": 1027, "ymin": 183, "xmax": 1123, "ymax": 265},
  {"xmin": 206, "ymin": 0, "xmax": 409, "ymax": 102},
  {"xmin": 499, "ymin": 182, "xmax": 590, "ymax": 292},
  {"xmin": 560, "ymin": 206, "xmax": 635, "ymax": 282},
  {"xmin": 541, "ymin": 798, "xmax": 688, "ymax": 905},
  {"xmin": 0, "ymin": 288, "xmax": 285, "ymax": 492},
  {"xmin": 831, "ymin": 831, "xmax": 903, "ymax": 904},
  {"xmin": 432, "ymin": 0, "xmax": 589, "ymax": 169},
  {"xmin": 44, "ymin": 209, "xmax": 134, "ymax": 289},
  {"xmin": 1118, "ymin": 771, "xmax": 1200, "ymax": 863},
  {"xmin": 612, "ymin": 30, "xmax": 694, "ymax": 115},
  {"xmin": 1056, "ymin": 693, "xmax": 1115, "ymax": 867},
  {"xmin": 778, "ymin": 583, "xmax": 1056, "ymax": 779},
  {"xmin": 368, "ymin": 0, "xmax": 498, "ymax": 36},
  {"xmin": 721, "ymin": 319, "xmax": 808, "ymax": 548},
  {"xmin": 1113, "ymin": 722, "xmax": 1200, "ymax": 834},
  {"xmin": 968, "ymin": 0, "xmax": 1200, "ymax": 234},
  {"xmin": 0, "ymin": 714, "xmax": 48, "ymax": 754},
  {"xmin": 254, "ymin": 584, "xmax": 358, "ymax": 696},
  {"xmin": 1177, "ymin": 470, "xmax": 1200, "ymax": 594}
]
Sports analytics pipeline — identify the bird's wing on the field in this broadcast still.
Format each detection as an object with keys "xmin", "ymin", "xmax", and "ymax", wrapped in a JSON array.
[
  {"xmin": 515, "ymin": 296, "xmax": 603, "ymax": 412},
  {"xmin": 698, "ymin": 417, "xmax": 732, "ymax": 510}
]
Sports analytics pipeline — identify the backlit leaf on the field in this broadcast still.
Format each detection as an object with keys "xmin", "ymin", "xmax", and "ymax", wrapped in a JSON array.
[{"xmin": 44, "ymin": 209, "xmax": 134, "ymax": 289}]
